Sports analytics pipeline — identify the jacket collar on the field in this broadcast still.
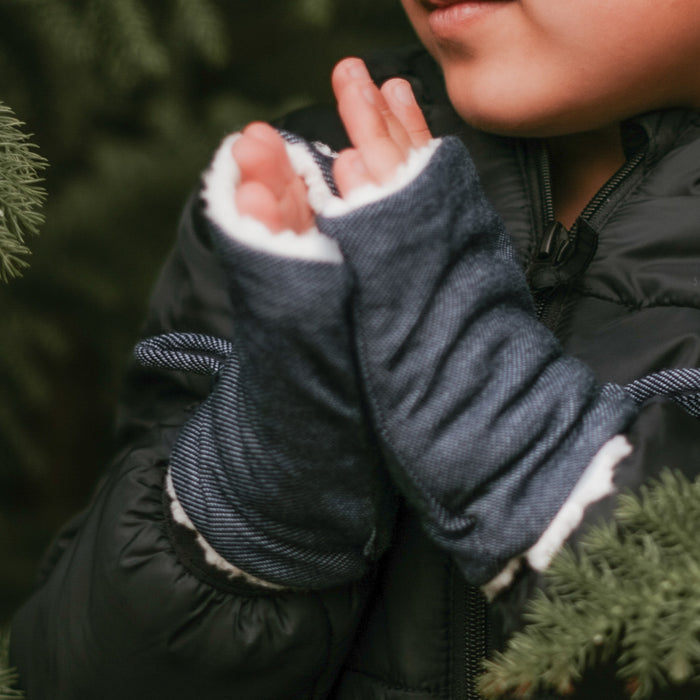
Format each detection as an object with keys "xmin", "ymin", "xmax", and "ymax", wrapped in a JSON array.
[{"xmin": 623, "ymin": 109, "xmax": 700, "ymax": 164}]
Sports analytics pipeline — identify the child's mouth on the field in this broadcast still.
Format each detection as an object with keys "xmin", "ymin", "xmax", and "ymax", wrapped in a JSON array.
[
  {"xmin": 422, "ymin": 0, "xmax": 515, "ymax": 38},
  {"xmin": 421, "ymin": 0, "xmax": 511, "ymax": 7}
]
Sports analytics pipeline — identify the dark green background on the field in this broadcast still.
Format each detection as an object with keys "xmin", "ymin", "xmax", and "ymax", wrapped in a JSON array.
[{"xmin": 0, "ymin": 0, "xmax": 415, "ymax": 622}]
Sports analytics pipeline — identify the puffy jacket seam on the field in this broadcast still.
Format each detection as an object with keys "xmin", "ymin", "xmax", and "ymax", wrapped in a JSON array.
[
  {"xmin": 645, "ymin": 114, "xmax": 700, "ymax": 169},
  {"xmin": 308, "ymin": 591, "xmax": 336, "ymax": 698},
  {"xmin": 569, "ymin": 285, "xmax": 700, "ymax": 312},
  {"xmin": 340, "ymin": 667, "xmax": 445, "ymax": 696}
]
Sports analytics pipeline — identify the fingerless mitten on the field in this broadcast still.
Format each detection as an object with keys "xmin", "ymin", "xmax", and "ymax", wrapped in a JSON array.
[
  {"xmin": 316, "ymin": 136, "xmax": 638, "ymax": 587},
  {"xmin": 141, "ymin": 135, "xmax": 395, "ymax": 589}
]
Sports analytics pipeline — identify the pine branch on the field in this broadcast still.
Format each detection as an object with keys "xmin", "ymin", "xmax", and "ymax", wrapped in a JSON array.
[
  {"xmin": 479, "ymin": 471, "xmax": 700, "ymax": 699},
  {"xmin": 92, "ymin": 0, "xmax": 169, "ymax": 86},
  {"xmin": 0, "ymin": 102, "xmax": 46, "ymax": 283},
  {"xmin": 0, "ymin": 627, "xmax": 24, "ymax": 698},
  {"xmin": 170, "ymin": 0, "xmax": 229, "ymax": 67},
  {"xmin": 297, "ymin": 0, "xmax": 334, "ymax": 26}
]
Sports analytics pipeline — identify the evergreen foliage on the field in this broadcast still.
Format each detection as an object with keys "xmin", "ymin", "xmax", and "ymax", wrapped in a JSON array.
[
  {"xmin": 479, "ymin": 471, "xmax": 700, "ymax": 700},
  {"xmin": 0, "ymin": 626, "xmax": 23, "ymax": 698},
  {"xmin": 0, "ymin": 103, "xmax": 46, "ymax": 283}
]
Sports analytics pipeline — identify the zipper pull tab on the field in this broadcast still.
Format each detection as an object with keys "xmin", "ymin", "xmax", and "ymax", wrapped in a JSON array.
[
  {"xmin": 537, "ymin": 221, "xmax": 567, "ymax": 260},
  {"xmin": 536, "ymin": 221, "xmax": 572, "ymax": 264}
]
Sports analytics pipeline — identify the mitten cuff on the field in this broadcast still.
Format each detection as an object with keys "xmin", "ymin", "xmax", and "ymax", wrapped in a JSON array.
[
  {"xmin": 320, "ymin": 138, "xmax": 441, "ymax": 218},
  {"xmin": 482, "ymin": 434, "xmax": 633, "ymax": 599},
  {"xmin": 201, "ymin": 132, "xmax": 343, "ymax": 263},
  {"xmin": 202, "ymin": 130, "xmax": 445, "ymax": 264},
  {"xmin": 165, "ymin": 469, "xmax": 288, "ymax": 591},
  {"xmin": 168, "ymin": 345, "xmax": 391, "ymax": 590},
  {"xmin": 316, "ymin": 135, "xmax": 503, "ymax": 264}
]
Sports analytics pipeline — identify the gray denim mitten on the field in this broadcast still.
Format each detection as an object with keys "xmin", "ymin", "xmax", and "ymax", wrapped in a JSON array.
[
  {"xmin": 316, "ymin": 136, "xmax": 638, "ymax": 587},
  {"xmin": 144, "ymin": 136, "xmax": 396, "ymax": 591}
]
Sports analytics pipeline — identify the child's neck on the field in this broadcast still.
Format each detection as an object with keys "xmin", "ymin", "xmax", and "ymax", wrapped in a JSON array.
[{"xmin": 546, "ymin": 125, "xmax": 626, "ymax": 230}]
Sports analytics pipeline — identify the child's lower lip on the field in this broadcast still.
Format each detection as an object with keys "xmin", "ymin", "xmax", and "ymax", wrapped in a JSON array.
[{"xmin": 427, "ymin": 0, "xmax": 513, "ymax": 38}]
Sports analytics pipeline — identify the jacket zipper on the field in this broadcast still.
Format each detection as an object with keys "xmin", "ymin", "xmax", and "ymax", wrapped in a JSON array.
[
  {"xmin": 453, "ymin": 565, "xmax": 487, "ymax": 700},
  {"xmin": 531, "ymin": 142, "xmax": 646, "ymax": 328},
  {"xmin": 464, "ymin": 584, "xmax": 487, "ymax": 699},
  {"xmin": 455, "ymin": 136, "xmax": 647, "ymax": 699},
  {"xmin": 530, "ymin": 144, "xmax": 566, "ymax": 329}
]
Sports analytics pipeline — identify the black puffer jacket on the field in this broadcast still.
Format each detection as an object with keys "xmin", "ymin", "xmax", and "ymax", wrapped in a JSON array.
[{"xmin": 10, "ymin": 46, "xmax": 700, "ymax": 700}]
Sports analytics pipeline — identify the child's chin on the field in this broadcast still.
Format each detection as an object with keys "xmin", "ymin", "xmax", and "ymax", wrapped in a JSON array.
[
  {"xmin": 443, "ymin": 75, "xmax": 609, "ymax": 138},
  {"xmin": 460, "ymin": 114, "xmax": 572, "ymax": 139},
  {"xmin": 448, "ymin": 93, "xmax": 601, "ymax": 139}
]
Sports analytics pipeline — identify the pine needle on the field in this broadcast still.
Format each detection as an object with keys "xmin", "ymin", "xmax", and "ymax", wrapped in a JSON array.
[
  {"xmin": 0, "ymin": 627, "xmax": 24, "ymax": 698},
  {"xmin": 479, "ymin": 471, "xmax": 700, "ymax": 699},
  {"xmin": 0, "ymin": 102, "xmax": 46, "ymax": 283}
]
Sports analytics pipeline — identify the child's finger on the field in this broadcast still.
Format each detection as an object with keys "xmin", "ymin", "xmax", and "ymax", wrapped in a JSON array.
[
  {"xmin": 232, "ymin": 122, "xmax": 298, "ymax": 200},
  {"xmin": 333, "ymin": 148, "xmax": 374, "ymax": 198},
  {"xmin": 236, "ymin": 180, "xmax": 287, "ymax": 232},
  {"xmin": 237, "ymin": 177, "xmax": 313, "ymax": 234},
  {"xmin": 335, "ymin": 79, "xmax": 407, "ymax": 184},
  {"xmin": 380, "ymin": 79, "xmax": 432, "ymax": 149},
  {"xmin": 278, "ymin": 177, "xmax": 315, "ymax": 233},
  {"xmin": 332, "ymin": 58, "xmax": 412, "ymax": 154},
  {"xmin": 333, "ymin": 58, "xmax": 413, "ymax": 155},
  {"xmin": 233, "ymin": 122, "xmax": 313, "ymax": 233}
]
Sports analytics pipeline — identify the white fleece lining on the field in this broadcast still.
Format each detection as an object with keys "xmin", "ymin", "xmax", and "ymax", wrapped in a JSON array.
[
  {"xmin": 201, "ymin": 133, "xmax": 343, "ymax": 263},
  {"xmin": 320, "ymin": 138, "xmax": 441, "ymax": 218},
  {"xmin": 165, "ymin": 469, "xmax": 288, "ymax": 591},
  {"xmin": 202, "ymin": 132, "xmax": 442, "ymax": 262},
  {"xmin": 482, "ymin": 434, "xmax": 633, "ymax": 600}
]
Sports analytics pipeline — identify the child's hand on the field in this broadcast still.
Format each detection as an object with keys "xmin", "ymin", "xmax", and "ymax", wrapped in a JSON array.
[
  {"xmin": 232, "ymin": 58, "xmax": 431, "ymax": 234},
  {"xmin": 331, "ymin": 57, "xmax": 432, "ymax": 196},
  {"xmin": 232, "ymin": 122, "xmax": 315, "ymax": 234}
]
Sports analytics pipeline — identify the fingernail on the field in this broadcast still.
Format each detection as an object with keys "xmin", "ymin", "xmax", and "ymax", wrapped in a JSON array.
[
  {"xmin": 346, "ymin": 60, "xmax": 367, "ymax": 80},
  {"xmin": 362, "ymin": 85, "xmax": 376, "ymax": 105},
  {"xmin": 392, "ymin": 81, "xmax": 415, "ymax": 106}
]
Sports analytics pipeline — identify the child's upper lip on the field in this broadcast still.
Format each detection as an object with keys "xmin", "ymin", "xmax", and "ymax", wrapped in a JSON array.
[
  {"xmin": 420, "ymin": 0, "xmax": 503, "ymax": 7},
  {"xmin": 420, "ymin": 0, "xmax": 461, "ymax": 7}
]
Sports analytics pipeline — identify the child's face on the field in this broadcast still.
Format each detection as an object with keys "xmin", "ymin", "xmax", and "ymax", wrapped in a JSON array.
[{"xmin": 400, "ymin": 0, "xmax": 700, "ymax": 136}]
